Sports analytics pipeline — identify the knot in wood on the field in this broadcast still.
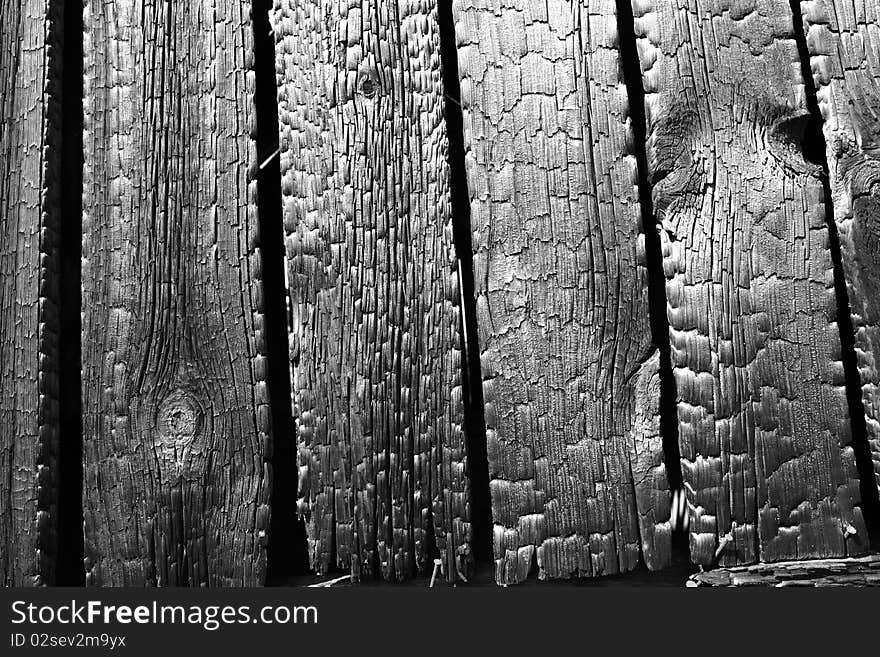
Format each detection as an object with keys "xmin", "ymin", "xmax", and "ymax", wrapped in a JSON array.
[
  {"xmin": 157, "ymin": 389, "xmax": 201, "ymax": 444},
  {"xmin": 358, "ymin": 76, "xmax": 377, "ymax": 99},
  {"xmin": 854, "ymin": 194, "xmax": 880, "ymax": 264}
]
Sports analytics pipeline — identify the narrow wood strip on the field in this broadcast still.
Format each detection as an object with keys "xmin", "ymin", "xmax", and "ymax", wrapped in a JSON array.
[
  {"xmin": 272, "ymin": 0, "xmax": 469, "ymax": 582},
  {"xmin": 634, "ymin": 0, "xmax": 868, "ymax": 566},
  {"xmin": 81, "ymin": 0, "xmax": 270, "ymax": 586},
  {"xmin": 454, "ymin": 0, "xmax": 671, "ymax": 584},
  {"xmin": 0, "ymin": 0, "xmax": 62, "ymax": 587},
  {"xmin": 689, "ymin": 554, "xmax": 880, "ymax": 586},
  {"xmin": 799, "ymin": 0, "xmax": 880, "ymax": 494}
]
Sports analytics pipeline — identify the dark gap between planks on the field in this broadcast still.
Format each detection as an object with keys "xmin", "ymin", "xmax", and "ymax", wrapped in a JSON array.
[
  {"xmin": 790, "ymin": 0, "xmax": 880, "ymax": 547},
  {"xmin": 437, "ymin": 0, "xmax": 493, "ymax": 567},
  {"xmin": 615, "ymin": 0, "xmax": 689, "ymax": 557},
  {"xmin": 57, "ymin": 0, "xmax": 85, "ymax": 586},
  {"xmin": 252, "ymin": 0, "xmax": 310, "ymax": 583}
]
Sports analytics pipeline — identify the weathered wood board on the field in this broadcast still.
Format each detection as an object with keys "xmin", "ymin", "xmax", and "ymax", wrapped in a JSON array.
[
  {"xmin": 634, "ymin": 0, "xmax": 868, "ymax": 566},
  {"xmin": 272, "ymin": 0, "xmax": 470, "ymax": 582},
  {"xmin": 689, "ymin": 554, "xmax": 880, "ymax": 586},
  {"xmin": 0, "ymin": 0, "xmax": 62, "ymax": 587},
  {"xmin": 454, "ymin": 0, "xmax": 672, "ymax": 584},
  {"xmin": 799, "ymin": 0, "xmax": 880, "ymax": 493},
  {"xmin": 81, "ymin": 0, "xmax": 270, "ymax": 586}
]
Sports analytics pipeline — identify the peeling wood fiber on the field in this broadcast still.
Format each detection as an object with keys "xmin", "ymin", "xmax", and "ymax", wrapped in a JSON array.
[
  {"xmin": 689, "ymin": 554, "xmax": 880, "ymax": 586},
  {"xmin": 272, "ymin": 0, "xmax": 470, "ymax": 583},
  {"xmin": 454, "ymin": 0, "xmax": 672, "ymax": 585},
  {"xmin": 634, "ymin": 0, "xmax": 868, "ymax": 566},
  {"xmin": 81, "ymin": 0, "xmax": 270, "ymax": 586},
  {"xmin": 799, "ymin": 0, "xmax": 880, "ymax": 494},
  {"xmin": 0, "ymin": 0, "xmax": 63, "ymax": 587}
]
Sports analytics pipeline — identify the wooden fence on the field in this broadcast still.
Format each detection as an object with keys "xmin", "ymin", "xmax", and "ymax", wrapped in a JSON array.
[{"xmin": 1, "ymin": 0, "xmax": 878, "ymax": 587}]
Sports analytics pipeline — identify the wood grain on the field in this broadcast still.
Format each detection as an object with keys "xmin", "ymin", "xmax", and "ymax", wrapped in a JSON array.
[
  {"xmin": 0, "ymin": 0, "xmax": 62, "ymax": 587},
  {"xmin": 454, "ymin": 0, "xmax": 672, "ymax": 584},
  {"xmin": 689, "ymin": 554, "xmax": 880, "ymax": 586},
  {"xmin": 798, "ymin": 0, "xmax": 880, "ymax": 494},
  {"xmin": 272, "ymin": 0, "xmax": 470, "ymax": 582},
  {"xmin": 81, "ymin": 0, "xmax": 270, "ymax": 586},
  {"xmin": 634, "ymin": 0, "xmax": 868, "ymax": 566}
]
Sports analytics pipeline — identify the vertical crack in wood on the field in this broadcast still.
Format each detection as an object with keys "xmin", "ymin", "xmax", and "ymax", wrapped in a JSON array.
[
  {"xmin": 57, "ymin": 0, "xmax": 85, "ymax": 586},
  {"xmin": 252, "ymin": 0, "xmax": 309, "ymax": 584},
  {"xmin": 454, "ymin": 0, "xmax": 673, "ymax": 584},
  {"xmin": 790, "ymin": 0, "xmax": 880, "ymax": 545},
  {"xmin": 437, "ymin": 0, "xmax": 492, "ymax": 567},
  {"xmin": 637, "ymin": 0, "xmax": 869, "ymax": 566},
  {"xmin": 614, "ymin": 0, "xmax": 686, "ymax": 539}
]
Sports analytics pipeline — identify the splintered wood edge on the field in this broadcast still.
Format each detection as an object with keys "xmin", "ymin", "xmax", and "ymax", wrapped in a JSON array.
[{"xmin": 688, "ymin": 554, "xmax": 880, "ymax": 586}]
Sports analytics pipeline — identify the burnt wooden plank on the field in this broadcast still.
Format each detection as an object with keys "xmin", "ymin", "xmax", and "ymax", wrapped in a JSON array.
[
  {"xmin": 454, "ymin": 0, "xmax": 672, "ymax": 584},
  {"xmin": 0, "ymin": 0, "xmax": 62, "ymax": 586},
  {"xmin": 272, "ymin": 1, "xmax": 469, "ymax": 582},
  {"xmin": 689, "ymin": 554, "xmax": 880, "ymax": 586},
  {"xmin": 81, "ymin": 0, "xmax": 270, "ymax": 586},
  {"xmin": 799, "ymin": 0, "xmax": 880, "ymax": 493},
  {"xmin": 634, "ymin": 0, "xmax": 868, "ymax": 566}
]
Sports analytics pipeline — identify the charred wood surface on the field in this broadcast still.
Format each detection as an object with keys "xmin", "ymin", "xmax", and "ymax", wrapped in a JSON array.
[
  {"xmin": 453, "ymin": 0, "xmax": 672, "ymax": 585},
  {"xmin": 271, "ymin": 0, "xmax": 470, "ymax": 583},
  {"xmin": 7, "ymin": 0, "xmax": 880, "ymax": 589},
  {"xmin": 799, "ymin": 0, "xmax": 880, "ymax": 495},
  {"xmin": 634, "ymin": 0, "xmax": 868, "ymax": 566},
  {"xmin": 0, "ymin": 0, "xmax": 62, "ymax": 587},
  {"xmin": 81, "ymin": 0, "xmax": 270, "ymax": 586},
  {"xmin": 689, "ymin": 553, "xmax": 880, "ymax": 586}
]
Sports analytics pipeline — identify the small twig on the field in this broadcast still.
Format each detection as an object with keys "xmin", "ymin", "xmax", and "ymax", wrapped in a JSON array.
[
  {"xmin": 307, "ymin": 574, "xmax": 351, "ymax": 588},
  {"xmin": 714, "ymin": 534, "xmax": 733, "ymax": 562},
  {"xmin": 444, "ymin": 93, "xmax": 462, "ymax": 108},
  {"xmin": 259, "ymin": 147, "xmax": 280, "ymax": 170},
  {"xmin": 669, "ymin": 488, "xmax": 688, "ymax": 532},
  {"xmin": 429, "ymin": 558, "xmax": 442, "ymax": 588}
]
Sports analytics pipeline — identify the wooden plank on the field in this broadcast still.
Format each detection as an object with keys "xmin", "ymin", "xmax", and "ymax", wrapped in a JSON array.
[
  {"xmin": 0, "ymin": 0, "xmax": 62, "ymax": 586},
  {"xmin": 689, "ymin": 554, "xmax": 880, "ymax": 586},
  {"xmin": 799, "ymin": 0, "xmax": 880, "ymax": 493},
  {"xmin": 81, "ymin": 0, "xmax": 270, "ymax": 586},
  {"xmin": 272, "ymin": 1, "xmax": 470, "ymax": 582},
  {"xmin": 454, "ymin": 0, "xmax": 672, "ymax": 584},
  {"xmin": 634, "ymin": 0, "xmax": 869, "ymax": 566}
]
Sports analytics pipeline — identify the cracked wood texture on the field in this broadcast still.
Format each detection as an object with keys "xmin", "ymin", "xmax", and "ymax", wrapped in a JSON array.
[
  {"xmin": 799, "ymin": 0, "xmax": 880, "ymax": 493},
  {"xmin": 454, "ymin": 0, "xmax": 672, "ymax": 585},
  {"xmin": 634, "ymin": 0, "xmax": 869, "ymax": 566},
  {"xmin": 272, "ymin": 0, "xmax": 469, "ymax": 582},
  {"xmin": 82, "ymin": 0, "xmax": 270, "ymax": 586},
  {"xmin": 0, "ymin": 0, "xmax": 62, "ymax": 587},
  {"xmin": 689, "ymin": 554, "xmax": 880, "ymax": 586}
]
